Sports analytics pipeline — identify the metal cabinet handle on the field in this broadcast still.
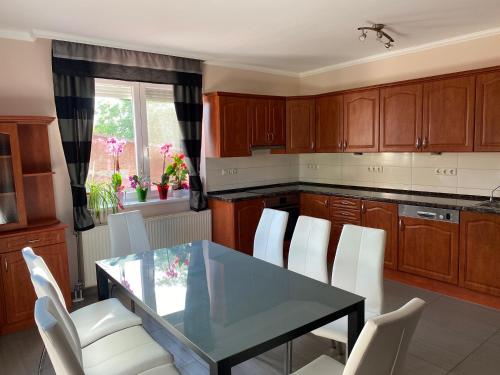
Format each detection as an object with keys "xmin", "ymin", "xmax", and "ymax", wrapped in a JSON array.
[
  {"xmin": 338, "ymin": 141, "xmax": 342, "ymax": 149},
  {"xmin": 361, "ymin": 203, "xmax": 366, "ymax": 213},
  {"xmin": 28, "ymin": 239, "xmax": 41, "ymax": 244},
  {"xmin": 4, "ymin": 259, "xmax": 7, "ymax": 272},
  {"xmin": 343, "ymin": 140, "xmax": 347, "ymax": 150},
  {"xmin": 311, "ymin": 140, "xmax": 315, "ymax": 150},
  {"xmin": 399, "ymin": 218, "xmax": 405, "ymax": 231},
  {"xmin": 323, "ymin": 200, "xmax": 329, "ymax": 207},
  {"xmin": 422, "ymin": 137, "xmax": 428, "ymax": 148},
  {"xmin": 415, "ymin": 137, "xmax": 422, "ymax": 150}
]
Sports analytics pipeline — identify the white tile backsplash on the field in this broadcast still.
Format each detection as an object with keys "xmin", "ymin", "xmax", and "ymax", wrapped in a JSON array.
[{"xmin": 205, "ymin": 151, "xmax": 500, "ymax": 197}]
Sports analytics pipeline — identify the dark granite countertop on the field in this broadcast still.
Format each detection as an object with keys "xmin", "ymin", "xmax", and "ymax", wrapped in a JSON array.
[{"xmin": 207, "ymin": 182, "xmax": 500, "ymax": 215}]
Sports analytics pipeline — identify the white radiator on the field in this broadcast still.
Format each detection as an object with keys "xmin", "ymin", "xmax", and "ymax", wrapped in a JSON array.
[{"xmin": 81, "ymin": 210, "xmax": 212, "ymax": 287}]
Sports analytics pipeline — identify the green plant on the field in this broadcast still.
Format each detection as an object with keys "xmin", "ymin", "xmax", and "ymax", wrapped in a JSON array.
[
  {"xmin": 87, "ymin": 181, "xmax": 120, "ymax": 223},
  {"xmin": 165, "ymin": 152, "xmax": 189, "ymax": 189},
  {"xmin": 111, "ymin": 172, "xmax": 123, "ymax": 191}
]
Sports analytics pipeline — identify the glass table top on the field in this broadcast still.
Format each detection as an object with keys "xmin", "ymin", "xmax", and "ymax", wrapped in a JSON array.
[{"xmin": 96, "ymin": 240, "xmax": 364, "ymax": 364}]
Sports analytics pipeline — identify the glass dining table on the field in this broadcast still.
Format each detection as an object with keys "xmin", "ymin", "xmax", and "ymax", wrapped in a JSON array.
[{"xmin": 95, "ymin": 240, "xmax": 365, "ymax": 375}]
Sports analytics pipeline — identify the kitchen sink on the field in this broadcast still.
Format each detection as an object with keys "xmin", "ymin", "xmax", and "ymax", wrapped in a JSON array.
[{"xmin": 476, "ymin": 200, "xmax": 500, "ymax": 209}]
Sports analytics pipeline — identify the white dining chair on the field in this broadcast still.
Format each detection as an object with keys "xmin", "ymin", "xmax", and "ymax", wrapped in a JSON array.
[
  {"xmin": 22, "ymin": 247, "xmax": 141, "ymax": 348},
  {"xmin": 294, "ymin": 298, "xmax": 425, "ymax": 375},
  {"xmin": 34, "ymin": 293, "xmax": 179, "ymax": 375},
  {"xmin": 253, "ymin": 208, "xmax": 289, "ymax": 267},
  {"xmin": 108, "ymin": 210, "xmax": 151, "ymax": 257},
  {"xmin": 312, "ymin": 224, "xmax": 386, "ymax": 350},
  {"xmin": 288, "ymin": 215, "xmax": 331, "ymax": 283}
]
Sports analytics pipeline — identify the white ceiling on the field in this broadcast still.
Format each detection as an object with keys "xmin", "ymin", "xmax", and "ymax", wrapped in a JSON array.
[{"xmin": 1, "ymin": 0, "xmax": 500, "ymax": 75}]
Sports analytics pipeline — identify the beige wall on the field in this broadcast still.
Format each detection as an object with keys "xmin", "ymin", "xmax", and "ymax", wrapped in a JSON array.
[
  {"xmin": 300, "ymin": 33, "xmax": 500, "ymax": 94},
  {"xmin": 203, "ymin": 64, "xmax": 299, "ymax": 96}
]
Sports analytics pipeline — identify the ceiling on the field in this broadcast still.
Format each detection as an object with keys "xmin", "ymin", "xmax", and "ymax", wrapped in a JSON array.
[{"xmin": 1, "ymin": 0, "xmax": 500, "ymax": 75}]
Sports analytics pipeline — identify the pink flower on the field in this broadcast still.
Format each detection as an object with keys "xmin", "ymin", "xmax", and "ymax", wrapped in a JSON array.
[
  {"xmin": 160, "ymin": 143, "xmax": 172, "ymax": 157},
  {"xmin": 106, "ymin": 137, "xmax": 126, "ymax": 156},
  {"xmin": 184, "ymin": 258, "xmax": 190, "ymax": 266},
  {"xmin": 178, "ymin": 153, "xmax": 185, "ymax": 160},
  {"xmin": 181, "ymin": 181, "xmax": 189, "ymax": 190}
]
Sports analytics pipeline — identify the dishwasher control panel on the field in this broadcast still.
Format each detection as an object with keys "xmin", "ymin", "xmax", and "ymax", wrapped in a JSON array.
[{"xmin": 398, "ymin": 204, "xmax": 459, "ymax": 223}]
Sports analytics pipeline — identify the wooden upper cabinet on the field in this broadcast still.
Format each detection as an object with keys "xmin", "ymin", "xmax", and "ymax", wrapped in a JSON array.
[
  {"xmin": 380, "ymin": 84, "xmax": 423, "ymax": 152},
  {"xmin": 249, "ymin": 99, "xmax": 270, "ymax": 147},
  {"xmin": 422, "ymin": 76, "xmax": 475, "ymax": 152},
  {"xmin": 315, "ymin": 95, "xmax": 343, "ymax": 152},
  {"xmin": 203, "ymin": 94, "xmax": 251, "ymax": 157},
  {"xmin": 286, "ymin": 98, "xmax": 315, "ymax": 153},
  {"xmin": 475, "ymin": 71, "xmax": 500, "ymax": 151},
  {"xmin": 460, "ymin": 211, "xmax": 500, "ymax": 296},
  {"xmin": 343, "ymin": 89, "xmax": 379, "ymax": 152},
  {"xmin": 269, "ymin": 99, "xmax": 286, "ymax": 146},
  {"xmin": 361, "ymin": 200, "xmax": 398, "ymax": 270}
]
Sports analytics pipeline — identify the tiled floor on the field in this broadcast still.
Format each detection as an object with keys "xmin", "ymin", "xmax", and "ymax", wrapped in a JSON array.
[{"xmin": 1, "ymin": 279, "xmax": 499, "ymax": 374}]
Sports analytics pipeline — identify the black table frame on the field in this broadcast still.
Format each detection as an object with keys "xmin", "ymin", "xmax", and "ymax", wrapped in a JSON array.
[{"xmin": 96, "ymin": 263, "xmax": 364, "ymax": 374}]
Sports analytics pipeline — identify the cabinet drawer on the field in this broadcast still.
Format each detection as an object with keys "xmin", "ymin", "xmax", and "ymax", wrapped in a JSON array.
[
  {"xmin": 1, "ymin": 229, "xmax": 65, "ymax": 252},
  {"xmin": 329, "ymin": 197, "xmax": 361, "ymax": 210},
  {"xmin": 331, "ymin": 209, "xmax": 361, "ymax": 222}
]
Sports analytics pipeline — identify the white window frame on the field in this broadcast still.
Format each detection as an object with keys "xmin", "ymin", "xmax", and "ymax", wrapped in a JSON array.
[{"xmin": 93, "ymin": 79, "xmax": 187, "ymax": 204}]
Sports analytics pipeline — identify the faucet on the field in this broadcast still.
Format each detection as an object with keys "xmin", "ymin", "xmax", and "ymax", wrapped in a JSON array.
[{"xmin": 491, "ymin": 185, "xmax": 500, "ymax": 202}]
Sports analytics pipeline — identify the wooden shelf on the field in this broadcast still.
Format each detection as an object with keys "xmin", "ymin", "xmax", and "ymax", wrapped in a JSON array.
[
  {"xmin": 0, "ymin": 192, "xmax": 15, "ymax": 196},
  {"xmin": 27, "ymin": 218, "xmax": 60, "ymax": 228},
  {"xmin": 0, "ymin": 155, "xmax": 12, "ymax": 159},
  {"xmin": 22, "ymin": 171, "xmax": 54, "ymax": 177}
]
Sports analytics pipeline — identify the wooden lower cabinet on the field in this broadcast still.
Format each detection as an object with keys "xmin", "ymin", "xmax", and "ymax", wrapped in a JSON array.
[
  {"xmin": 398, "ymin": 217, "xmax": 459, "ymax": 284},
  {"xmin": 460, "ymin": 211, "xmax": 500, "ymax": 296},
  {"xmin": 209, "ymin": 198, "xmax": 264, "ymax": 256},
  {"xmin": 0, "ymin": 224, "xmax": 70, "ymax": 334},
  {"xmin": 300, "ymin": 193, "xmax": 329, "ymax": 219},
  {"xmin": 361, "ymin": 200, "xmax": 398, "ymax": 270}
]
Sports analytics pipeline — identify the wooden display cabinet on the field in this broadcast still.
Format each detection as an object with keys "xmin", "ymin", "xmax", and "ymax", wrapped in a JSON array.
[{"xmin": 0, "ymin": 116, "xmax": 71, "ymax": 334}]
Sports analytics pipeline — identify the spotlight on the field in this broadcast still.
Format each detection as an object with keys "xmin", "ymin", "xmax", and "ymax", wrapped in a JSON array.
[
  {"xmin": 357, "ymin": 24, "xmax": 395, "ymax": 51},
  {"xmin": 385, "ymin": 42, "xmax": 393, "ymax": 49},
  {"xmin": 359, "ymin": 31, "xmax": 367, "ymax": 41}
]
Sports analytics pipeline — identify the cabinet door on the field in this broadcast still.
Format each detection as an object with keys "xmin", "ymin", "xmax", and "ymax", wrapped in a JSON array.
[
  {"xmin": 315, "ymin": 95, "xmax": 343, "ymax": 152},
  {"xmin": 0, "ymin": 123, "xmax": 27, "ymax": 231},
  {"xmin": 1, "ymin": 251, "xmax": 36, "ymax": 324},
  {"xmin": 286, "ymin": 99, "xmax": 315, "ymax": 153},
  {"xmin": 250, "ymin": 99, "xmax": 270, "ymax": 146},
  {"xmin": 269, "ymin": 99, "xmax": 286, "ymax": 146},
  {"xmin": 398, "ymin": 217, "xmax": 459, "ymax": 284},
  {"xmin": 380, "ymin": 84, "xmax": 423, "ymax": 152},
  {"xmin": 460, "ymin": 212, "xmax": 500, "ymax": 296},
  {"xmin": 343, "ymin": 89, "xmax": 379, "ymax": 152},
  {"xmin": 220, "ymin": 96, "xmax": 251, "ymax": 157},
  {"xmin": 1, "ymin": 243, "xmax": 70, "ymax": 325},
  {"xmin": 235, "ymin": 199, "xmax": 265, "ymax": 255},
  {"xmin": 422, "ymin": 76, "xmax": 475, "ymax": 152},
  {"xmin": 300, "ymin": 193, "xmax": 330, "ymax": 219},
  {"xmin": 475, "ymin": 71, "xmax": 500, "ymax": 151},
  {"xmin": 361, "ymin": 201, "xmax": 398, "ymax": 270}
]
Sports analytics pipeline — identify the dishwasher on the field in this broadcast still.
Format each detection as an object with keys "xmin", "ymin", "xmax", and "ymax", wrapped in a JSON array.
[{"xmin": 398, "ymin": 204, "xmax": 460, "ymax": 285}]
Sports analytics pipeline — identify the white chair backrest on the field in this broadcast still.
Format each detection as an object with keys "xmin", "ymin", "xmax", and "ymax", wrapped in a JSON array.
[
  {"xmin": 332, "ymin": 225, "xmax": 386, "ymax": 315},
  {"xmin": 22, "ymin": 247, "xmax": 67, "ymax": 308},
  {"xmin": 34, "ymin": 296, "xmax": 84, "ymax": 375},
  {"xmin": 108, "ymin": 210, "xmax": 151, "ymax": 257},
  {"xmin": 288, "ymin": 215, "xmax": 330, "ymax": 283},
  {"xmin": 31, "ymin": 269, "xmax": 81, "ymax": 351},
  {"xmin": 253, "ymin": 208, "xmax": 289, "ymax": 267},
  {"xmin": 344, "ymin": 298, "xmax": 425, "ymax": 375}
]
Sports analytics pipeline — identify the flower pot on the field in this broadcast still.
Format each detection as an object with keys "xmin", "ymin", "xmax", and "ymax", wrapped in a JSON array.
[
  {"xmin": 157, "ymin": 185, "xmax": 169, "ymax": 200},
  {"xmin": 136, "ymin": 188, "xmax": 148, "ymax": 202}
]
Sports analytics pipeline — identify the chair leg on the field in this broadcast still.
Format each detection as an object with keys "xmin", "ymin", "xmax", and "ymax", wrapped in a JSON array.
[
  {"xmin": 38, "ymin": 346, "xmax": 46, "ymax": 375},
  {"xmin": 110, "ymin": 283, "xmax": 116, "ymax": 297}
]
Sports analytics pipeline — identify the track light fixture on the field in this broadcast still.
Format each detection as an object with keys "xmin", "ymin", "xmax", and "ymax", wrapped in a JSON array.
[{"xmin": 357, "ymin": 24, "xmax": 394, "ymax": 49}]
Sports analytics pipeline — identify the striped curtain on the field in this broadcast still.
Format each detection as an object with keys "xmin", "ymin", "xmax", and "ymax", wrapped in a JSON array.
[
  {"xmin": 53, "ymin": 74, "xmax": 95, "ymax": 231},
  {"xmin": 52, "ymin": 41, "xmax": 206, "ymax": 229}
]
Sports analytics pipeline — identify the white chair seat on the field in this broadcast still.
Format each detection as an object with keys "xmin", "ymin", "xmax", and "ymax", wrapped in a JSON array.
[
  {"xmin": 293, "ymin": 354, "xmax": 345, "ymax": 375},
  {"xmin": 312, "ymin": 310, "xmax": 378, "ymax": 343},
  {"xmin": 71, "ymin": 298, "xmax": 142, "ymax": 347},
  {"xmin": 139, "ymin": 364, "xmax": 181, "ymax": 375},
  {"xmin": 83, "ymin": 325, "xmax": 174, "ymax": 375}
]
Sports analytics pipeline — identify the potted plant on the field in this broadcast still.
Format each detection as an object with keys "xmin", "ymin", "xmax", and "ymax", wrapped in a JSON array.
[
  {"xmin": 129, "ymin": 174, "xmax": 150, "ymax": 202},
  {"xmin": 86, "ymin": 181, "xmax": 120, "ymax": 224},
  {"xmin": 153, "ymin": 143, "xmax": 172, "ymax": 200},
  {"xmin": 106, "ymin": 137, "xmax": 126, "ymax": 204},
  {"xmin": 165, "ymin": 152, "xmax": 189, "ymax": 197}
]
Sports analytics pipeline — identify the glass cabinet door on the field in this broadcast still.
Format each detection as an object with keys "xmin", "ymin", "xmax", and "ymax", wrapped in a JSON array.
[{"xmin": 0, "ymin": 123, "xmax": 26, "ymax": 230}]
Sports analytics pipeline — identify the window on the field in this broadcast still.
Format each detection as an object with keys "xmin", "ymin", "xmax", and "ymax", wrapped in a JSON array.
[{"xmin": 89, "ymin": 79, "xmax": 184, "ymax": 196}]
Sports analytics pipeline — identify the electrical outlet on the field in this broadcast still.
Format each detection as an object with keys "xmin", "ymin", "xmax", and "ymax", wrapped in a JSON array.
[
  {"xmin": 377, "ymin": 166, "xmax": 384, "ymax": 173},
  {"xmin": 447, "ymin": 168, "xmax": 457, "ymax": 176},
  {"xmin": 434, "ymin": 168, "xmax": 456, "ymax": 176},
  {"xmin": 221, "ymin": 169, "xmax": 227, "ymax": 176}
]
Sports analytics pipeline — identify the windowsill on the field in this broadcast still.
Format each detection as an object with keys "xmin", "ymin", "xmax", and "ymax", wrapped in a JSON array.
[{"xmin": 123, "ymin": 194, "xmax": 189, "ymax": 208}]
